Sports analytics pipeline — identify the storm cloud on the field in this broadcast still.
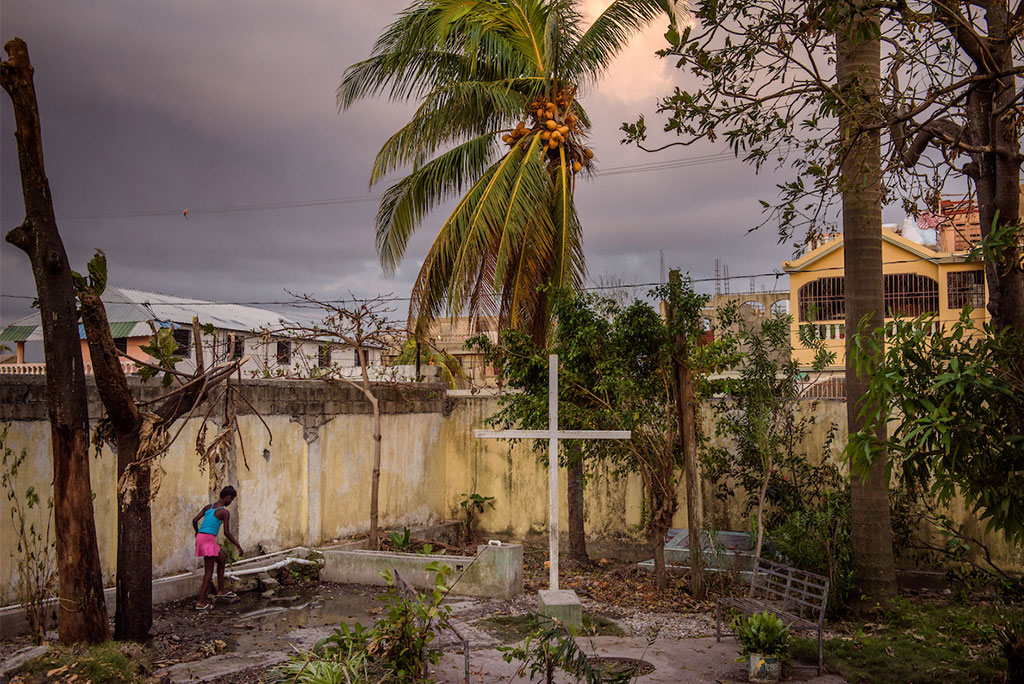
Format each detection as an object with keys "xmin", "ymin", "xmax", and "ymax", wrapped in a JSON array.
[{"xmin": 2, "ymin": 0, "xmax": 833, "ymax": 329}]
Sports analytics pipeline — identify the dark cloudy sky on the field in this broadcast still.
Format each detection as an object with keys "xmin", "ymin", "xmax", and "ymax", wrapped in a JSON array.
[{"xmin": 0, "ymin": 0, "xmax": 897, "ymax": 329}]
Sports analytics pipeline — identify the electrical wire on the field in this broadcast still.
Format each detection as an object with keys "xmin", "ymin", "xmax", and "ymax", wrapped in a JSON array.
[
  {"xmin": 0, "ymin": 150, "xmax": 749, "ymax": 223},
  {"xmin": 0, "ymin": 256, "xmax": 979, "ymax": 308}
]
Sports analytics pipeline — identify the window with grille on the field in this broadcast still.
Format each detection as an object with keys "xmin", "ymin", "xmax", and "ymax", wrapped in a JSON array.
[
  {"xmin": 114, "ymin": 337, "xmax": 128, "ymax": 354},
  {"xmin": 231, "ymin": 334, "xmax": 244, "ymax": 360},
  {"xmin": 947, "ymin": 270, "xmax": 985, "ymax": 309},
  {"xmin": 798, "ymin": 277, "xmax": 845, "ymax": 321},
  {"xmin": 884, "ymin": 273, "xmax": 939, "ymax": 317},
  {"xmin": 172, "ymin": 327, "xmax": 191, "ymax": 356},
  {"xmin": 318, "ymin": 344, "xmax": 332, "ymax": 368},
  {"xmin": 276, "ymin": 340, "xmax": 291, "ymax": 366},
  {"xmin": 354, "ymin": 348, "xmax": 362, "ymax": 367}
]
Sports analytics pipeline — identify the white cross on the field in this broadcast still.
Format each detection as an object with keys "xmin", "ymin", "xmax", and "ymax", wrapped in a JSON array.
[{"xmin": 474, "ymin": 354, "xmax": 630, "ymax": 591}]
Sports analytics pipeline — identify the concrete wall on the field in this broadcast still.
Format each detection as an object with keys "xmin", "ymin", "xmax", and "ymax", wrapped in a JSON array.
[
  {"xmin": 1, "ymin": 377, "xmax": 1020, "ymax": 605},
  {"xmin": 0, "ymin": 376, "xmax": 447, "ymax": 605}
]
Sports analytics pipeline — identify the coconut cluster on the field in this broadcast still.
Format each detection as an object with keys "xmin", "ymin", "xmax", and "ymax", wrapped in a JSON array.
[{"xmin": 500, "ymin": 90, "xmax": 594, "ymax": 174}]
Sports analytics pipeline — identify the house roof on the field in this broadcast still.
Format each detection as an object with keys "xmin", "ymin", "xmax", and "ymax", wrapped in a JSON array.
[
  {"xmin": 782, "ymin": 228, "xmax": 956, "ymax": 273},
  {"xmin": 0, "ymin": 286, "xmax": 296, "ymax": 343}
]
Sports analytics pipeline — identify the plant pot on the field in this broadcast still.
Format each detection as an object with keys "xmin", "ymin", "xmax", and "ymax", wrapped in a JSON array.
[{"xmin": 747, "ymin": 653, "xmax": 781, "ymax": 683}]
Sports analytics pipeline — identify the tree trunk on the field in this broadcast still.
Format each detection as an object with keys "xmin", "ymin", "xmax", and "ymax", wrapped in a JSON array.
[
  {"xmin": 679, "ymin": 360, "xmax": 705, "ymax": 600},
  {"xmin": 651, "ymin": 529, "xmax": 667, "ymax": 591},
  {"xmin": 566, "ymin": 459, "xmax": 588, "ymax": 562},
  {"xmin": 1, "ymin": 37, "xmax": 108, "ymax": 644},
  {"xmin": 966, "ymin": 16, "xmax": 1024, "ymax": 335},
  {"xmin": 837, "ymin": 5, "xmax": 898, "ymax": 603},
  {"xmin": 114, "ymin": 432, "xmax": 152, "ymax": 641},
  {"xmin": 369, "ymin": 396, "xmax": 382, "ymax": 550},
  {"xmin": 80, "ymin": 289, "xmax": 152, "ymax": 641},
  {"xmin": 668, "ymin": 270, "xmax": 705, "ymax": 599}
]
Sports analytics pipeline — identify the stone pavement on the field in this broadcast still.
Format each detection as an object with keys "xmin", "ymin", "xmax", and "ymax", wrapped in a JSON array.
[{"xmin": 430, "ymin": 636, "xmax": 846, "ymax": 683}]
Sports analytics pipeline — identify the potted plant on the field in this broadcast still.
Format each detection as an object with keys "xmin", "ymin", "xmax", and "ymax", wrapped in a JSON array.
[{"xmin": 734, "ymin": 610, "xmax": 791, "ymax": 683}]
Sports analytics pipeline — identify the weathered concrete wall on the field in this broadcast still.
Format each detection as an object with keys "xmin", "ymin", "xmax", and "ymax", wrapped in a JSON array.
[
  {"xmin": 1, "ymin": 377, "xmax": 1020, "ymax": 605},
  {"xmin": 438, "ymin": 394, "xmax": 848, "ymax": 544},
  {"xmin": 0, "ymin": 376, "xmax": 447, "ymax": 605}
]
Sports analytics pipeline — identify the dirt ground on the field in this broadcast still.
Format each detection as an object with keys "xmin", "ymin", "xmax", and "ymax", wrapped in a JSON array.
[{"xmin": 2, "ymin": 539, "xmax": 741, "ymax": 683}]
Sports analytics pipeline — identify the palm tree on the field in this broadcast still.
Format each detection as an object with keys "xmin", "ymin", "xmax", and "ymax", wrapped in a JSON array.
[
  {"xmin": 836, "ymin": 0, "xmax": 897, "ymax": 602},
  {"xmin": 391, "ymin": 337, "xmax": 468, "ymax": 388},
  {"xmin": 340, "ymin": 0, "xmax": 685, "ymax": 340}
]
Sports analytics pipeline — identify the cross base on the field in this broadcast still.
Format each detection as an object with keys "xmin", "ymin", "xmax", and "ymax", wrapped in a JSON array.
[{"xmin": 537, "ymin": 589, "xmax": 582, "ymax": 630}]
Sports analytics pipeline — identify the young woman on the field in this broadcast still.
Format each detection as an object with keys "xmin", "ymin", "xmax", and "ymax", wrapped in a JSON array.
[{"xmin": 192, "ymin": 485, "xmax": 244, "ymax": 610}]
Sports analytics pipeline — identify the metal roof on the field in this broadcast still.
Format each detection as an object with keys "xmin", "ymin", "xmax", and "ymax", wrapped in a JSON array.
[{"xmin": 0, "ymin": 286, "xmax": 297, "ymax": 342}]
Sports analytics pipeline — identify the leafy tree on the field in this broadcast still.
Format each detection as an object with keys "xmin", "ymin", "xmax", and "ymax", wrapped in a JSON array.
[
  {"xmin": 621, "ymin": 0, "xmax": 901, "ymax": 602},
  {"xmin": 472, "ymin": 289, "xmax": 615, "ymax": 562},
  {"xmin": 849, "ymin": 311, "xmax": 1024, "ymax": 545},
  {"xmin": 267, "ymin": 294, "xmax": 405, "ymax": 549},
  {"xmin": 704, "ymin": 315, "xmax": 834, "ymax": 564},
  {"xmin": 473, "ymin": 285, "xmax": 729, "ymax": 588},
  {"xmin": 340, "ymin": 0, "xmax": 684, "ymax": 340}
]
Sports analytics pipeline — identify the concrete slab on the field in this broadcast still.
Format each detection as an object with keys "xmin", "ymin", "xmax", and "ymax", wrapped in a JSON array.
[
  {"xmin": 430, "ymin": 636, "xmax": 846, "ymax": 683},
  {"xmin": 162, "ymin": 650, "xmax": 291, "ymax": 683},
  {"xmin": 321, "ymin": 542, "xmax": 522, "ymax": 598},
  {"xmin": 537, "ymin": 589, "xmax": 582, "ymax": 630},
  {"xmin": 0, "ymin": 644, "xmax": 50, "ymax": 677}
]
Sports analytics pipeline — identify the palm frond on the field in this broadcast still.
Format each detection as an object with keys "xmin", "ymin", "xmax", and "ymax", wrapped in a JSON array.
[
  {"xmin": 566, "ymin": 0, "xmax": 686, "ymax": 86},
  {"xmin": 551, "ymin": 146, "xmax": 585, "ymax": 292},
  {"xmin": 376, "ymin": 133, "xmax": 498, "ymax": 273},
  {"xmin": 370, "ymin": 80, "xmax": 533, "ymax": 184}
]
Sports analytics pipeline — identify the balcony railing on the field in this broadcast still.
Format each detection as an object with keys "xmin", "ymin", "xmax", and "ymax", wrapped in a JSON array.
[{"xmin": 0, "ymin": 361, "xmax": 138, "ymax": 376}]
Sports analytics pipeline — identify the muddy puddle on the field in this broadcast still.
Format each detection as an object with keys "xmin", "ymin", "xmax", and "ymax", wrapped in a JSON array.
[{"xmin": 219, "ymin": 584, "xmax": 384, "ymax": 651}]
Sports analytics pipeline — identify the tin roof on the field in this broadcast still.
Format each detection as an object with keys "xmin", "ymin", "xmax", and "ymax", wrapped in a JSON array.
[{"xmin": 0, "ymin": 287, "xmax": 296, "ymax": 342}]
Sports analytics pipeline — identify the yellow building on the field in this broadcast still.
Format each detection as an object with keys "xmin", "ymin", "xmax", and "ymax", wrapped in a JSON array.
[{"xmin": 782, "ymin": 228, "xmax": 988, "ymax": 368}]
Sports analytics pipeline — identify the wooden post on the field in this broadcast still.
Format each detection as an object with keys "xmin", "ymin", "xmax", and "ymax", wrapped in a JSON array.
[{"xmin": 548, "ymin": 354, "xmax": 559, "ymax": 590}]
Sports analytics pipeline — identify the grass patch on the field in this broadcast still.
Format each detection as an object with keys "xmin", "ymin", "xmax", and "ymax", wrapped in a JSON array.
[
  {"xmin": 13, "ymin": 641, "xmax": 152, "ymax": 684},
  {"xmin": 791, "ymin": 597, "xmax": 1013, "ymax": 683},
  {"xmin": 477, "ymin": 613, "xmax": 625, "ymax": 642}
]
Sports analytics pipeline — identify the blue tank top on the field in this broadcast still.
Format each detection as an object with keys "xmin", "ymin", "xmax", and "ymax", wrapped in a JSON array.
[{"xmin": 198, "ymin": 505, "xmax": 223, "ymax": 536}]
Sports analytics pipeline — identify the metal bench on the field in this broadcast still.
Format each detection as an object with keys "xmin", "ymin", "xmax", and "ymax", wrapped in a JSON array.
[
  {"xmin": 392, "ymin": 568, "xmax": 470, "ymax": 683},
  {"xmin": 715, "ymin": 557, "xmax": 830, "ymax": 674}
]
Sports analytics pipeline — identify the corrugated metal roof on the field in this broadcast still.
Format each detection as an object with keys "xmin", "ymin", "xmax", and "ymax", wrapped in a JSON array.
[
  {"xmin": 0, "ymin": 286, "xmax": 296, "ymax": 341},
  {"xmin": 118, "ymin": 288, "xmax": 294, "ymax": 332},
  {"xmin": 0, "ymin": 325, "xmax": 36, "ymax": 342}
]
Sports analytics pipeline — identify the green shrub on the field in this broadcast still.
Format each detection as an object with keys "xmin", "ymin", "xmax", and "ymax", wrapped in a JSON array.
[
  {"xmin": 768, "ymin": 488, "xmax": 854, "ymax": 614},
  {"xmin": 269, "ymin": 561, "xmax": 453, "ymax": 683}
]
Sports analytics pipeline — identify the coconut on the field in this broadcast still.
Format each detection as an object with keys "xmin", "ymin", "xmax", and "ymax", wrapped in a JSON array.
[
  {"xmin": 502, "ymin": 134, "xmax": 513, "ymax": 143},
  {"xmin": 572, "ymin": 161, "xmax": 582, "ymax": 173},
  {"xmin": 536, "ymin": 108, "xmax": 545, "ymax": 118},
  {"xmin": 540, "ymin": 130, "xmax": 551, "ymax": 140},
  {"xmin": 584, "ymin": 148, "xmax": 594, "ymax": 159},
  {"xmin": 546, "ymin": 119, "xmax": 558, "ymax": 130},
  {"xmin": 548, "ymin": 138, "xmax": 559, "ymax": 149},
  {"xmin": 558, "ymin": 125, "xmax": 569, "ymax": 136}
]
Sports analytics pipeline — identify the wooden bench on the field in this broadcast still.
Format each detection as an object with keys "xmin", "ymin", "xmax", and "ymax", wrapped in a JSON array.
[
  {"xmin": 715, "ymin": 557, "xmax": 830, "ymax": 674},
  {"xmin": 392, "ymin": 568, "xmax": 470, "ymax": 683}
]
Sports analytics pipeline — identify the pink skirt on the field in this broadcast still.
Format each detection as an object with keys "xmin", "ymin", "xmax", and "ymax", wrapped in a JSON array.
[{"xmin": 195, "ymin": 533, "xmax": 221, "ymax": 558}]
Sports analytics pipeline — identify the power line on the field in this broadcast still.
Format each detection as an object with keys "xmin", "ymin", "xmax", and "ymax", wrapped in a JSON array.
[
  {"xmin": 0, "ymin": 150, "xmax": 745, "ymax": 223},
  {"xmin": 0, "ymin": 255, "xmax": 976, "ymax": 309}
]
